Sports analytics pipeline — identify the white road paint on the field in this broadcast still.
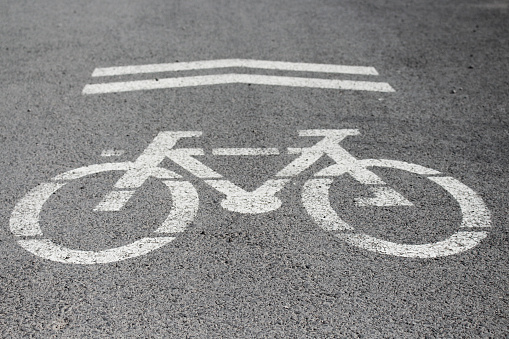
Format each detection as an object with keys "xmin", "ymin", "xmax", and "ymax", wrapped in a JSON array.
[
  {"xmin": 11, "ymin": 161, "xmax": 197, "ymax": 264},
  {"xmin": 53, "ymin": 162, "xmax": 138, "ymax": 181},
  {"xmin": 85, "ymin": 60, "xmax": 393, "ymax": 95},
  {"xmin": 94, "ymin": 190, "xmax": 135, "ymax": 211},
  {"xmin": 302, "ymin": 179, "xmax": 354, "ymax": 231},
  {"xmin": 357, "ymin": 159, "xmax": 442, "ymax": 175},
  {"xmin": 355, "ymin": 186, "xmax": 413, "ymax": 206},
  {"xmin": 11, "ymin": 129, "xmax": 491, "ymax": 263},
  {"xmin": 336, "ymin": 231, "xmax": 488, "ymax": 258},
  {"xmin": 212, "ymin": 148, "xmax": 280, "ymax": 156},
  {"xmin": 278, "ymin": 130, "xmax": 388, "ymax": 185},
  {"xmin": 277, "ymin": 129, "xmax": 361, "ymax": 177},
  {"xmin": 91, "ymin": 59, "xmax": 379, "ymax": 77},
  {"xmin": 429, "ymin": 176, "xmax": 491, "ymax": 228},
  {"xmin": 302, "ymin": 158, "xmax": 491, "ymax": 258},
  {"xmin": 129, "ymin": 131, "xmax": 202, "ymax": 168},
  {"xmin": 18, "ymin": 237, "xmax": 175, "ymax": 264},
  {"xmin": 167, "ymin": 149, "xmax": 222, "ymax": 178},
  {"xmin": 205, "ymin": 179, "xmax": 290, "ymax": 214},
  {"xmin": 101, "ymin": 149, "xmax": 125, "ymax": 157},
  {"xmin": 276, "ymin": 150, "xmax": 323, "ymax": 177},
  {"xmin": 82, "ymin": 74, "xmax": 395, "ymax": 95},
  {"xmin": 156, "ymin": 181, "xmax": 199, "ymax": 233},
  {"xmin": 112, "ymin": 167, "xmax": 182, "ymax": 189},
  {"xmin": 10, "ymin": 182, "xmax": 65, "ymax": 236}
]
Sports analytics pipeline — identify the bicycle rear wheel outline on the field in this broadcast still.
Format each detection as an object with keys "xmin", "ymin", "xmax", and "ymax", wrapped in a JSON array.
[
  {"xmin": 302, "ymin": 159, "xmax": 491, "ymax": 258},
  {"xmin": 10, "ymin": 162, "xmax": 199, "ymax": 264}
]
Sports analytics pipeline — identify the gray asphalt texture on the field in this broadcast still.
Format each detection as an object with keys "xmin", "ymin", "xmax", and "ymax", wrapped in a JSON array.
[{"xmin": 1, "ymin": 0, "xmax": 508, "ymax": 337}]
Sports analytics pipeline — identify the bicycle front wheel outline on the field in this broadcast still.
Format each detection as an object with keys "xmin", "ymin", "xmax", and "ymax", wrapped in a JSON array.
[
  {"xmin": 10, "ymin": 162, "xmax": 199, "ymax": 264},
  {"xmin": 302, "ymin": 159, "xmax": 491, "ymax": 258}
]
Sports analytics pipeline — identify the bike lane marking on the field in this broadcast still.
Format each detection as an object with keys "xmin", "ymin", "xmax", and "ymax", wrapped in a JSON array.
[
  {"xmin": 91, "ymin": 59, "xmax": 379, "ymax": 77},
  {"xmin": 10, "ymin": 163, "xmax": 199, "ymax": 264},
  {"xmin": 82, "ymin": 59, "xmax": 394, "ymax": 94},
  {"xmin": 101, "ymin": 149, "xmax": 125, "ymax": 157},
  {"xmin": 18, "ymin": 237, "xmax": 176, "ymax": 265},
  {"xmin": 212, "ymin": 148, "xmax": 279, "ymax": 156},
  {"xmin": 11, "ymin": 56, "xmax": 493, "ymax": 263},
  {"xmin": 10, "ymin": 130, "xmax": 492, "ymax": 263},
  {"xmin": 83, "ymin": 74, "xmax": 395, "ymax": 95},
  {"xmin": 303, "ymin": 159, "xmax": 491, "ymax": 258}
]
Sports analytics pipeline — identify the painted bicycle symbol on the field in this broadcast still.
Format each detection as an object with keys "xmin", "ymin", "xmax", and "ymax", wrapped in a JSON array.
[{"xmin": 10, "ymin": 129, "xmax": 491, "ymax": 264}]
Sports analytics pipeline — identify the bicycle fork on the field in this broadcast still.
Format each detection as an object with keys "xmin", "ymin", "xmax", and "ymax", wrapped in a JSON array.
[{"xmin": 94, "ymin": 129, "xmax": 412, "ymax": 215}]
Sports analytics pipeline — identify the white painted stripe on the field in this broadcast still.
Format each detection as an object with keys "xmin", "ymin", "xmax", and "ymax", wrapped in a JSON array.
[
  {"xmin": 131, "ymin": 131, "xmax": 202, "ymax": 168},
  {"xmin": 208, "ymin": 74, "xmax": 392, "ymax": 91},
  {"xmin": 301, "ymin": 159, "xmax": 491, "ymax": 258},
  {"xmin": 336, "ymin": 231, "xmax": 488, "ymax": 258},
  {"xmin": 355, "ymin": 186, "xmax": 413, "ymax": 206},
  {"xmin": 93, "ymin": 190, "xmax": 135, "ymax": 212},
  {"xmin": 429, "ymin": 176, "xmax": 491, "ymax": 228},
  {"xmin": 82, "ymin": 74, "xmax": 395, "ymax": 95},
  {"xmin": 358, "ymin": 159, "xmax": 442, "ymax": 175},
  {"xmin": 212, "ymin": 148, "xmax": 279, "ymax": 156},
  {"xmin": 18, "ymin": 237, "xmax": 175, "ymax": 264},
  {"xmin": 155, "ymin": 181, "xmax": 199, "ymax": 233},
  {"xmin": 316, "ymin": 165, "xmax": 387, "ymax": 184},
  {"xmin": 101, "ymin": 149, "xmax": 125, "ymax": 157},
  {"xmin": 302, "ymin": 178, "xmax": 354, "ymax": 231},
  {"xmin": 205, "ymin": 179, "xmax": 289, "ymax": 214},
  {"xmin": 112, "ymin": 167, "xmax": 181, "ymax": 189},
  {"xmin": 276, "ymin": 151, "xmax": 324, "ymax": 177},
  {"xmin": 167, "ymin": 149, "xmax": 222, "ymax": 179},
  {"xmin": 92, "ymin": 59, "xmax": 379, "ymax": 77},
  {"xmin": 53, "ymin": 162, "xmax": 136, "ymax": 181},
  {"xmin": 10, "ymin": 182, "xmax": 65, "ymax": 236},
  {"xmin": 299, "ymin": 129, "xmax": 361, "ymax": 137}
]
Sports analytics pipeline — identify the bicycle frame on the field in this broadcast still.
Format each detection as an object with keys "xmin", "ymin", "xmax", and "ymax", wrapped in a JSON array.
[
  {"xmin": 10, "ymin": 128, "xmax": 491, "ymax": 263},
  {"xmin": 96, "ymin": 129, "xmax": 412, "ymax": 214}
]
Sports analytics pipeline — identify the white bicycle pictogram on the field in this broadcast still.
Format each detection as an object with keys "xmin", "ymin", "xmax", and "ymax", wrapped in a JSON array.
[{"xmin": 10, "ymin": 129, "xmax": 491, "ymax": 264}]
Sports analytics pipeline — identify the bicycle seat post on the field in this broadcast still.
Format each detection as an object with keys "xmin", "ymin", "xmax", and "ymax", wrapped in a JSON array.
[{"xmin": 94, "ymin": 131, "xmax": 202, "ymax": 212}]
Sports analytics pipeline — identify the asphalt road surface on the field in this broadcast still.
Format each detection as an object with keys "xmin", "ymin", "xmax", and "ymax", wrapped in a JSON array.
[{"xmin": 1, "ymin": 0, "xmax": 508, "ymax": 337}]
